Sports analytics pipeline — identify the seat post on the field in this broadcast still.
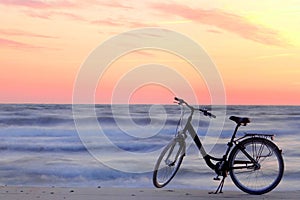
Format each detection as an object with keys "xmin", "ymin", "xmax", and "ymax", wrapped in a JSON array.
[
  {"xmin": 223, "ymin": 123, "xmax": 240, "ymax": 159},
  {"xmin": 230, "ymin": 123, "xmax": 240, "ymax": 143}
]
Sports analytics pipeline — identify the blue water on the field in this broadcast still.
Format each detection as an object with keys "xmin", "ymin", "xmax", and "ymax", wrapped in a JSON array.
[{"xmin": 0, "ymin": 104, "xmax": 299, "ymax": 191}]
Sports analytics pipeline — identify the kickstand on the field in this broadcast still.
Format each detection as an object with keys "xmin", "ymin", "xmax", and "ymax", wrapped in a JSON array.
[{"xmin": 209, "ymin": 176, "xmax": 226, "ymax": 194}]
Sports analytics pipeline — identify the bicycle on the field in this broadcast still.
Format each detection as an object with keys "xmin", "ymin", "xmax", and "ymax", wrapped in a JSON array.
[{"xmin": 153, "ymin": 97, "xmax": 284, "ymax": 194}]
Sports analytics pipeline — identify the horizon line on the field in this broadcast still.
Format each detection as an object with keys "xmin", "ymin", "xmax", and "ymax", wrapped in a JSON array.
[{"xmin": 0, "ymin": 102, "xmax": 299, "ymax": 106}]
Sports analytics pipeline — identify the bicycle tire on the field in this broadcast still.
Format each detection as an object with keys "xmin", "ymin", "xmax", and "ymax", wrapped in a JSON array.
[
  {"xmin": 229, "ymin": 137, "xmax": 284, "ymax": 195},
  {"xmin": 153, "ymin": 138, "xmax": 185, "ymax": 188}
]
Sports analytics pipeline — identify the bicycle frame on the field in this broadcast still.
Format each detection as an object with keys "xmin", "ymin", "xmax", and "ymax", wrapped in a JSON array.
[
  {"xmin": 182, "ymin": 108, "xmax": 222, "ymax": 171},
  {"xmin": 180, "ymin": 102, "xmax": 248, "ymax": 171},
  {"xmin": 180, "ymin": 102, "xmax": 274, "ymax": 172}
]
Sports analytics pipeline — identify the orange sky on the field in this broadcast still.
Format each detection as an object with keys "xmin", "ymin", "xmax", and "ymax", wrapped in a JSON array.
[{"xmin": 1, "ymin": 0, "xmax": 299, "ymax": 105}]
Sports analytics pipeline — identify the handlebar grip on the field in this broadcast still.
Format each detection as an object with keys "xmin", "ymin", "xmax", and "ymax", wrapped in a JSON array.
[
  {"xmin": 200, "ymin": 109, "xmax": 216, "ymax": 118},
  {"xmin": 208, "ymin": 113, "xmax": 216, "ymax": 118},
  {"xmin": 174, "ymin": 97, "xmax": 184, "ymax": 104}
]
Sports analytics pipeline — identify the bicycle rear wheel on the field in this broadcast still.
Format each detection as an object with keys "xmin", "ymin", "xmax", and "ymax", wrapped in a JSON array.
[
  {"xmin": 229, "ymin": 137, "xmax": 284, "ymax": 194},
  {"xmin": 153, "ymin": 138, "xmax": 185, "ymax": 188}
]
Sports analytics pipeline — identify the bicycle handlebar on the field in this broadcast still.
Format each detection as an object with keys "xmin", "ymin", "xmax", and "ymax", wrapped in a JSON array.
[
  {"xmin": 199, "ymin": 108, "xmax": 216, "ymax": 118},
  {"xmin": 174, "ymin": 97, "xmax": 216, "ymax": 118}
]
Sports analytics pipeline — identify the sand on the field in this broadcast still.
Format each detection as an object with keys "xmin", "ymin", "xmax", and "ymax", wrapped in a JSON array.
[{"xmin": 0, "ymin": 186, "xmax": 299, "ymax": 200}]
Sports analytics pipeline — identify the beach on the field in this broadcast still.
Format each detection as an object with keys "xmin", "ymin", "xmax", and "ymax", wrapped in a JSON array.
[
  {"xmin": 0, "ymin": 186, "xmax": 299, "ymax": 200},
  {"xmin": 0, "ymin": 104, "xmax": 300, "ymax": 196}
]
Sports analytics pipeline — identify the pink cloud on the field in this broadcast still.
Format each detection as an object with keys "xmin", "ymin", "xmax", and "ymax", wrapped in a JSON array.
[
  {"xmin": 0, "ymin": 38, "xmax": 60, "ymax": 50},
  {"xmin": 99, "ymin": 1, "xmax": 133, "ymax": 9},
  {"xmin": 206, "ymin": 29, "xmax": 223, "ymax": 34},
  {"xmin": 77, "ymin": 0, "xmax": 134, "ymax": 9},
  {"xmin": 22, "ymin": 10, "xmax": 88, "ymax": 22},
  {"xmin": 0, "ymin": 29, "xmax": 58, "ymax": 39},
  {"xmin": 91, "ymin": 19, "xmax": 123, "ymax": 27},
  {"xmin": 0, "ymin": 0, "xmax": 75, "ymax": 9},
  {"xmin": 54, "ymin": 11, "xmax": 87, "ymax": 22},
  {"xmin": 23, "ymin": 10, "xmax": 52, "ymax": 19},
  {"xmin": 128, "ymin": 21, "xmax": 158, "ymax": 28},
  {"xmin": 91, "ymin": 18, "xmax": 157, "ymax": 28},
  {"xmin": 0, "ymin": 38, "xmax": 41, "ymax": 49},
  {"xmin": 151, "ymin": 3, "xmax": 287, "ymax": 46},
  {"xmin": 1, "ymin": 0, "xmax": 133, "ymax": 10}
]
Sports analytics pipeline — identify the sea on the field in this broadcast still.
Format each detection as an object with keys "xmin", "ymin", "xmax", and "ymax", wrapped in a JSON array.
[{"xmin": 0, "ymin": 104, "xmax": 299, "ymax": 191}]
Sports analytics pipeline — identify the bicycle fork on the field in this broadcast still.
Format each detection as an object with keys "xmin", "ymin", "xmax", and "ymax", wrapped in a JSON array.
[{"xmin": 165, "ymin": 136, "xmax": 186, "ymax": 166}]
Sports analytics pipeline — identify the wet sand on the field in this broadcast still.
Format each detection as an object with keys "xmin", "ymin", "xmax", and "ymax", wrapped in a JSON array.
[{"xmin": 0, "ymin": 186, "xmax": 299, "ymax": 200}]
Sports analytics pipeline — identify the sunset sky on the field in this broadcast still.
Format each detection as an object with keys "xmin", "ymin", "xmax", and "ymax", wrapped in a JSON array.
[{"xmin": 1, "ymin": 0, "xmax": 299, "ymax": 105}]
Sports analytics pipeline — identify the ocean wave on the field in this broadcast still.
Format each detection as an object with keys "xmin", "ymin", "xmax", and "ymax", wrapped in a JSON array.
[
  {"xmin": 0, "ymin": 116, "xmax": 74, "ymax": 127},
  {"xmin": 0, "ymin": 104, "xmax": 216, "ymax": 129},
  {"xmin": 0, "ymin": 143, "xmax": 87, "ymax": 153},
  {"xmin": 0, "ymin": 137, "xmax": 166, "ymax": 153}
]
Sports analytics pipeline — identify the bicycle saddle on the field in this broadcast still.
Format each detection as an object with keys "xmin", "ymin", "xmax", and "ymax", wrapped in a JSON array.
[{"xmin": 229, "ymin": 116, "xmax": 250, "ymax": 126}]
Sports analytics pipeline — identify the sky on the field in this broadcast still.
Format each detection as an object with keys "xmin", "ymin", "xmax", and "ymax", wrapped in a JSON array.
[{"xmin": 1, "ymin": 0, "xmax": 299, "ymax": 105}]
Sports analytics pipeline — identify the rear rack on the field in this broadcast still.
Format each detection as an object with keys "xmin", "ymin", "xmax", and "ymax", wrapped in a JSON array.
[{"xmin": 236, "ymin": 132, "xmax": 275, "ymax": 142}]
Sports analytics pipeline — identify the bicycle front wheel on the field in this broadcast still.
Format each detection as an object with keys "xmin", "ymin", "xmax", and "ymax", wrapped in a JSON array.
[
  {"xmin": 229, "ymin": 137, "xmax": 284, "ymax": 194},
  {"xmin": 153, "ymin": 138, "xmax": 185, "ymax": 188}
]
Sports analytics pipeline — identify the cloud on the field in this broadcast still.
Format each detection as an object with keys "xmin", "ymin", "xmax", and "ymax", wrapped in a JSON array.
[
  {"xmin": 22, "ymin": 10, "xmax": 52, "ymax": 19},
  {"xmin": 206, "ymin": 29, "xmax": 223, "ymax": 34},
  {"xmin": 91, "ymin": 19, "xmax": 123, "ymax": 27},
  {"xmin": 151, "ymin": 3, "xmax": 287, "ymax": 46},
  {"xmin": 3, "ymin": 1, "xmax": 149, "ymax": 28},
  {"xmin": 0, "ymin": 29, "xmax": 58, "ymax": 39},
  {"xmin": 156, "ymin": 20, "xmax": 192, "ymax": 25},
  {"xmin": 0, "ymin": 1, "xmax": 85, "ymax": 20},
  {"xmin": 91, "ymin": 18, "xmax": 156, "ymax": 28},
  {"xmin": 0, "ymin": 38, "xmax": 60, "ymax": 50},
  {"xmin": 98, "ymin": 0, "xmax": 133, "ymax": 9},
  {"xmin": 0, "ymin": 0, "xmax": 75, "ymax": 9},
  {"xmin": 23, "ymin": 9, "xmax": 150, "ymax": 28},
  {"xmin": 22, "ymin": 9, "xmax": 88, "ymax": 23},
  {"xmin": 54, "ymin": 11, "xmax": 87, "ymax": 22},
  {"xmin": 0, "ymin": 0, "xmax": 133, "ymax": 11},
  {"xmin": 127, "ymin": 21, "xmax": 158, "ymax": 28},
  {"xmin": 0, "ymin": 38, "xmax": 42, "ymax": 49}
]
